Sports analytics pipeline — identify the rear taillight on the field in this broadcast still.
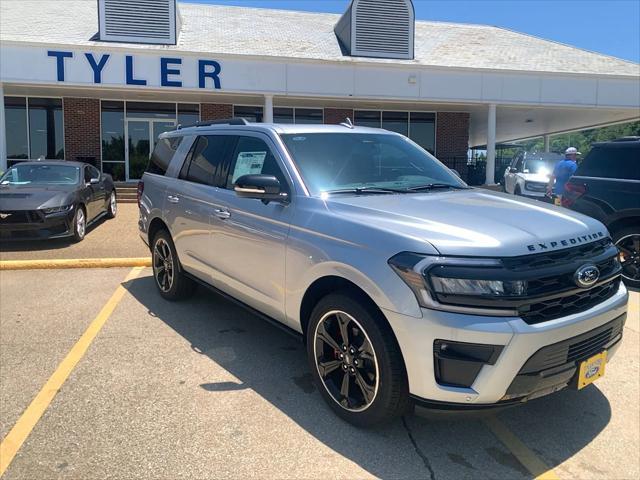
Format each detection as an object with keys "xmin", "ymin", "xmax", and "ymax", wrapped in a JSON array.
[
  {"xmin": 137, "ymin": 181, "xmax": 144, "ymax": 208},
  {"xmin": 561, "ymin": 182, "xmax": 586, "ymax": 207}
]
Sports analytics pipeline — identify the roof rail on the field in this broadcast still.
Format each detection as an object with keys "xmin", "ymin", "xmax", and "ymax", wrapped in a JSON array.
[
  {"xmin": 177, "ymin": 118, "xmax": 250, "ymax": 129},
  {"xmin": 610, "ymin": 136, "xmax": 640, "ymax": 142}
]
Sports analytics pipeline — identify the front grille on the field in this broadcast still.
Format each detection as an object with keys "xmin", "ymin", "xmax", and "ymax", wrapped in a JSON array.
[
  {"xmin": 503, "ymin": 238, "xmax": 611, "ymax": 271},
  {"xmin": 521, "ymin": 278, "xmax": 620, "ymax": 324},
  {"xmin": 518, "ymin": 315, "xmax": 625, "ymax": 374},
  {"xmin": 0, "ymin": 210, "xmax": 44, "ymax": 224}
]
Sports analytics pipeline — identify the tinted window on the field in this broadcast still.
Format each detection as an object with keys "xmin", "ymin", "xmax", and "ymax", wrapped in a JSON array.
[
  {"xmin": 576, "ymin": 146, "xmax": 640, "ymax": 180},
  {"xmin": 147, "ymin": 136, "xmax": 182, "ymax": 176},
  {"xmin": 181, "ymin": 135, "xmax": 230, "ymax": 186},
  {"xmin": 28, "ymin": 98, "xmax": 64, "ymax": 159},
  {"xmin": 225, "ymin": 136, "xmax": 288, "ymax": 191},
  {"xmin": 4, "ymin": 97, "xmax": 28, "ymax": 159}
]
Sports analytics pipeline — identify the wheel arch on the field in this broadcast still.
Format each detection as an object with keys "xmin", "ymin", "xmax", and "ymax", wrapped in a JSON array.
[
  {"xmin": 607, "ymin": 215, "xmax": 640, "ymax": 236},
  {"xmin": 147, "ymin": 216, "xmax": 170, "ymax": 248}
]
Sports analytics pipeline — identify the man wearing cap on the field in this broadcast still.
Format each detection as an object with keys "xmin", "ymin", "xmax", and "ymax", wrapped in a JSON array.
[{"xmin": 547, "ymin": 147, "xmax": 580, "ymax": 204}]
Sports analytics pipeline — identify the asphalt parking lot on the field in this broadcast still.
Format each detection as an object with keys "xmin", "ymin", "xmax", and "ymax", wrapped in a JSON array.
[{"xmin": 0, "ymin": 265, "xmax": 638, "ymax": 479}]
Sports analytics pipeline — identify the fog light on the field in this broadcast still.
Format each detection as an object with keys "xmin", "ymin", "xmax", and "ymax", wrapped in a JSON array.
[{"xmin": 433, "ymin": 340, "xmax": 504, "ymax": 388}]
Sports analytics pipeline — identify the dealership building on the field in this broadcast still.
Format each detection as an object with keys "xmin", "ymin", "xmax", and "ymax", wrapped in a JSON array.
[{"xmin": 1, "ymin": 0, "xmax": 639, "ymax": 184}]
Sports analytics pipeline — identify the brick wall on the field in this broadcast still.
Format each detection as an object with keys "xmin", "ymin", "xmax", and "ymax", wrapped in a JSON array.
[
  {"xmin": 324, "ymin": 108, "xmax": 354, "ymax": 125},
  {"xmin": 201, "ymin": 103, "xmax": 233, "ymax": 121},
  {"xmin": 436, "ymin": 112, "xmax": 470, "ymax": 158},
  {"xmin": 63, "ymin": 98, "xmax": 101, "ymax": 167}
]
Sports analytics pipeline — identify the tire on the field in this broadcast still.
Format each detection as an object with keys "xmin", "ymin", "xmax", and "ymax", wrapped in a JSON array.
[
  {"xmin": 514, "ymin": 185, "xmax": 522, "ymax": 196},
  {"xmin": 151, "ymin": 229, "xmax": 196, "ymax": 301},
  {"xmin": 71, "ymin": 205, "xmax": 86, "ymax": 242},
  {"xmin": 612, "ymin": 226, "xmax": 640, "ymax": 289},
  {"xmin": 106, "ymin": 190, "xmax": 117, "ymax": 219},
  {"xmin": 306, "ymin": 291, "xmax": 410, "ymax": 427}
]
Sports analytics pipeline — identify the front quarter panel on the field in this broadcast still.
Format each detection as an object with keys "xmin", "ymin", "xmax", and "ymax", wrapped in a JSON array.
[{"xmin": 285, "ymin": 196, "xmax": 438, "ymax": 331}]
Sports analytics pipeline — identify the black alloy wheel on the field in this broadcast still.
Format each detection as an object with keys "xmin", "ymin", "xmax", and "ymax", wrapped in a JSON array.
[
  {"xmin": 151, "ymin": 230, "xmax": 196, "ymax": 301},
  {"xmin": 313, "ymin": 310, "xmax": 379, "ymax": 412},
  {"xmin": 306, "ymin": 292, "xmax": 410, "ymax": 427},
  {"xmin": 615, "ymin": 229, "xmax": 640, "ymax": 289}
]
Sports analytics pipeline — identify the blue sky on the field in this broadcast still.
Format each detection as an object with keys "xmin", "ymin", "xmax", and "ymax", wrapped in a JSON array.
[{"xmin": 186, "ymin": 0, "xmax": 640, "ymax": 63}]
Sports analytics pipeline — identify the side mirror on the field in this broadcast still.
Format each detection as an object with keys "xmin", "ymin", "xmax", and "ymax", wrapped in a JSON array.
[
  {"xmin": 89, "ymin": 177, "xmax": 100, "ymax": 185},
  {"xmin": 234, "ymin": 174, "xmax": 288, "ymax": 204},
  {"xmin": 509, "ymin": 167, "xmax": 518, "ymax": 173}
]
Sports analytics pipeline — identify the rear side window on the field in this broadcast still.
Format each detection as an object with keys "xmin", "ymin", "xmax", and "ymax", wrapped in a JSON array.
[
  {"xmin": 576, "ymin": 146, "xmax": 640, "ymax": 180},
  {"xmin": 147, "ymin": 136, "xmax": 183, "ymax": 176},
  {"xmin": 180, "ymin": 135, "xmax": 232, "ymax": 186}
]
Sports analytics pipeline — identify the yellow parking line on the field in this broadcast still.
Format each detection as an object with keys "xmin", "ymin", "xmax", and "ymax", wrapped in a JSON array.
[
  {"xmin": 0, "ymin": 257, "xmax": 151, "ymax": 271},
  {"xmin": 0, "ymin": 267, "xmax": 144, "ymax": 477},
  {"xmin": 485, "ymin": 416, "xmax": 560, "ymax": 480}
]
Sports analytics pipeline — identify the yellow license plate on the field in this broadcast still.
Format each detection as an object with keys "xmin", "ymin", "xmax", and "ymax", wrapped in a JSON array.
[{"xmin": 577, "ymin": 351, "xmax": 607, "ymax": 389}]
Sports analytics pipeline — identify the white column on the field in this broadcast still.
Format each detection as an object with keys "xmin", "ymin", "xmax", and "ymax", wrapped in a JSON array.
[
  {"xmin": 544, "ymin": 135, "xmax": 551, "ymax": 152},
  {"xmin": 485, "ymin": 103, "xmax": 497, "ymax": 185},
  {"xmin": 263, "ymin": 94, "xmax": 274, "ymax": 123},
  {"xmin": 0, "ymin": 83, "xmax": 6, "ymax": 172}
]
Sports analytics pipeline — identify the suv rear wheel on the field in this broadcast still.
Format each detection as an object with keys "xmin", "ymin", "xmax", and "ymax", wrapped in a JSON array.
[
  {"xmin": 613, "ymin": 227, "xmax": 640, "ymax": 289},
  {"xmin": 306, "ymin": 292, "xmax": 409, "ymax": 427},
  {"xmin": 152, "ymin": 230, "xmax": 196, "ymax": 301}
]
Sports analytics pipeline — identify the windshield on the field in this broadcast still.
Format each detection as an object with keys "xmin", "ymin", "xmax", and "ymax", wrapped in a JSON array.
[
  {"xmin": 523, "ymin": 154, "xmax": 562, "ymax": 175},
  {"xmin": 0, "ymin": 164, "xmax": 80, "ymax": 186},
  {"xmin": 280, "ymin": 133, "xmax": 466, "ymax": 195}
]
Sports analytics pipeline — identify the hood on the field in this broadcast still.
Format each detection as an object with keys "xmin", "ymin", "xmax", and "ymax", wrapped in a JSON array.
[
  {"xmin": 0, "ymin": 185, "xmax": 76, "ymax": 211},
  {"xmin": 518, "ymin": 172, "xmax": 550, "ymax": 183},
  {"xmin": 327, "ymin": 189, "xmax": 607, "ymax": 257}
]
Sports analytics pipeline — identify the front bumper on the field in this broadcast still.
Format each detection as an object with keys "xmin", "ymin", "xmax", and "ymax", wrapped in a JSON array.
[
  {"xmin": 385, "ymin": 281, "xmax": 628, "ymax": 407},
  {"xmin": 0, "ymin": 209, "xmax": 75, "ymax": 240}
]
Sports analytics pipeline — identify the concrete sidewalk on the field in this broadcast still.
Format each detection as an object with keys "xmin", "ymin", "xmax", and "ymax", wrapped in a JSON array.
[{"xmin": 0, "ymin": 204, "xmax": 149, "ymax": 261}]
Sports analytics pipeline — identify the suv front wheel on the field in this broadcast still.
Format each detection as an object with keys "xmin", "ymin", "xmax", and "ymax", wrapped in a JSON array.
[
  {"xmin": 306, "ymin": 292, "xmax": 410, "ymax": 427},
  {"xmin": 151, "ymin": 230, "xmax": 196, "ymax": 301},
  {"xmin": 613, "ymin": 227, "xmax": 640, "ymax": 289}
]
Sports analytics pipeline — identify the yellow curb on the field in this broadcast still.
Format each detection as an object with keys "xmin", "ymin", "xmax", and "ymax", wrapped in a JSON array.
[{"xmin": 0, "ymin": 258, "xmax": 151, "ymax": 270}]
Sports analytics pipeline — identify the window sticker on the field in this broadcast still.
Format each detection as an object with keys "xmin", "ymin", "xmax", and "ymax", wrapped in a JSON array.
[{"xmin": 232, "ymin": 151, "xmax": 267, "ymax": 183}]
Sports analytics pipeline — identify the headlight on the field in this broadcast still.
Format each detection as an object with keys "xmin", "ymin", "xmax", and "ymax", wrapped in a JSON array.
[
  {"xmin": 388, "ymin": 252, "xmax": 523, "ymax": 316},
  {"xmin": 42, "ymin": 205, "xmax": 72, "ymax": 215}
]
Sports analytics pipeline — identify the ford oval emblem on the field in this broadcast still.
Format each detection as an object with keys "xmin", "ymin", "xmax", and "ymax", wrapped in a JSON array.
[{"xmin": 574, "ymin": 264, "xmax": 600, "ymax": 288}]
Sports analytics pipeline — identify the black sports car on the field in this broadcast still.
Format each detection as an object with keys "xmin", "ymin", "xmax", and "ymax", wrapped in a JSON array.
[{"xmin": 0, "ymin": 161, "xmax": 117, "ymax": 242}]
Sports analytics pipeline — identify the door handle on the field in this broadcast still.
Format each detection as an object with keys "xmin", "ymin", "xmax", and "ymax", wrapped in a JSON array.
[
  {"xmin": 167, "ymin": 195, "xmax": 179, "ymax": 204},
  {"xmin": 213, "ymin": 208, "xmax": 231, "ymax": 220}
]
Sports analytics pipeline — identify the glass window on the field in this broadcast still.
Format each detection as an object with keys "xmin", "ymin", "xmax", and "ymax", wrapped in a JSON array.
[
  {"xmin": 274, "ymin": 107, "xmax": 294, "ymax": 124},
  {"xmin": 0, "ymin": 163, "xmax": 79, "ymax": 185},
  {"xmin": 409, "ymin": 112, "xmax": 435, "ymax": 154},
  {"xmin": 576, "ymin": 146, "xmax": 640, "ymax": 180},
  {"xmin": 101, "ymin": 101, "xmax": 125, "ymax": 162},
  {"xmin": 4, "ymin": 97, "xmax": 29, "ymax": 160},
  {"xmin": 355, "ymin": 110, "xmax": 381, "ymax": 128},
  {"xmin": 102, "ymin": 162, "xmax": 125, "ymax": 182},
  {"xmin": 234, "ymin": 106, "xmax": 263, "ymax": 123},
  {"xmin": 281, "ymin": 133, "xmax": 464, "ymax": 196},
  {"xmin": 181, "ymin": 135, "xmax": 231, "ymax": 186},
  {"xmin": 178, "ymin": 103, "xmax": 199, "ymax": 127},
  {"xmin": 126, "ymin": 101, "xmax": 176, "ymax": 119},
  {"xmin": 28, "ymin": 98, "xmax": 64, "ymax": 159},
  {"xmin": 225, "ymin": 136, "xmax": 287, "ymax": 191},
  {"xmin": 295, "ymin": 108, "xmax": 323, "ymax": 124},
  {"xmin": 148, "ymin": 136, "xmax": 182, "ymax": 176},
  {"xmin": 382, "ymin": 111, "xmax": 409, "ymax": 136}
]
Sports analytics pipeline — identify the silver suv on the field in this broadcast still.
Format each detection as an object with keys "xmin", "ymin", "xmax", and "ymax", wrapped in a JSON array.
[{"xmin": 138, "ymin": 119, "xmax": 628, "ymax": 427}]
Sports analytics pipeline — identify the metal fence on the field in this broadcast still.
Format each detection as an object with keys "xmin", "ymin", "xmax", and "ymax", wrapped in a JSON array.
[{"xmin": 438, "ymin": 156, "xmax": 487, "ymax": 186}]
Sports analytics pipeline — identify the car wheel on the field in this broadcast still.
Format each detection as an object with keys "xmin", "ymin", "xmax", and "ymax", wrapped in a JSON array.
[
  {"xmin": 72, "ymin": 205, "xmax": 86, "ymax": 242},
  {"xmin": 106, "ymin": 191, "xmax": 117, "ymax": 219},
  {"xmin": 306, "ymin": 291, "xmax": 410, "ymax": 427},
  {"xmin": 514, "ymin": 185, "xmax": 522, "ymax": 196},
  {"xmin": 613, "ymin": 227, "xmax": 640, "ymax": 289},
  {"xmin": 151, "ymin": 230, "xmax": 196, "ymax": 301}
]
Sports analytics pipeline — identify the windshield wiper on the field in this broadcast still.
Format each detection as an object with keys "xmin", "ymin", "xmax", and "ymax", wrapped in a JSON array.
[
  {"xmin": 406, "ymin": 183, "xmax": 468, "ymax": 192},
  {"xmin": 324, "ymin": 186, "xmax": 408, "ymax": 195}
]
